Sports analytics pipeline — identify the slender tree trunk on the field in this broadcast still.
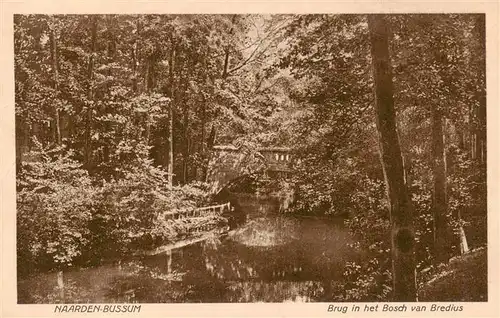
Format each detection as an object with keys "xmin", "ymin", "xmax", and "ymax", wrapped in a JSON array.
[
  {"xmin": 57, "ymin": 271, "xmax": 65, "ymax": 302},
  {"xmin": 222, "ymin": 15, "xmax": 238, "ymax": 79},
  {"xmin": 146, "ymin": 53, "xmax": 156, "ymax": 144},
  {"xmin": 207, "ymin": 124, "xmax": 216, "ymax": 149},
  {"xmin": 467, "ymin": 104, "xmax": 472, "ymax": 159},
  {"xmin": 132, "ymin": 42, "xmax": 138, "ymax": 91},
  {"xmin": 431, "ymin": 105, "xmax": 450, "ymax": 263},
  {"xmin": 457, "ymin": 216, "xmax": 469, "ymax": 254},
  {"xmin": 200, "ymin": 93, "xmax": 207, "ymax": 181},
  {"xmin": 131, "ymin": 20, "xmax": 140, "ymax": 93},
  {"xmin": 167, "ymin": 40, "xmax": 176, "ymax": 186},
  {"xmin": 146, "ymin": 54, "xmax": 156, "ymax": 92},
  {"xmin": 459, "ymin": 130, "xmax": 465, "ymax": 150},
  {"xmin": 49, "ymin": 23, "xmax": 61, "ymax": 145},
  {"xmin": 199, "ymin": 45, "xmax": 210, "ymax": 181},
  {"xmin": 103, "ymin": 24, "xmax": 116, "ymax": 164},
  {"xmin": 166, "ymin": 250, "xmax": 172, "ymax": 274},
  {"xmin": 15, "ymin": 117, "xmax": 22, "ymax": 173},
  {"xmin": 84, "ymin": 16, "xmax": 98, "ymax": 169},
  {"xmin": 180, "ymin": 57, "xmax": 190, "ymax": 184},
  {"xmin": 222, "ymin": 48, "xmax": 230, "ymax": 79},
  {"xmin": 456, "ymin": 129, "xmax": 471, "ymax": 255},
  {"xmin": 475, "ymin": 14, "xmax": 486, "ymax": 166},
  {"xmin": 368, "ymin": 14, "xmax": 417, "ymax": 301},
  {"xmin": 182, "ymin": 100, "xmax": 189, "ymax": 184}
]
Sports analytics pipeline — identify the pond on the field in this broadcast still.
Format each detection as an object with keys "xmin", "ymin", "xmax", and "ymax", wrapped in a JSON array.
[{"xmin": 18, "ymin": 213, "xmax": 361, "ymax": 303}]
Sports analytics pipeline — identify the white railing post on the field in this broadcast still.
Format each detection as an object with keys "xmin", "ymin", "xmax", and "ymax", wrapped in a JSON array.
[
  {"xmin": 166, "ymin": 249, "xmax": 172, "ymax": 274},
  {"xmin": 57, "ymin": 270, "xmax": 65, "ymax": 301}
]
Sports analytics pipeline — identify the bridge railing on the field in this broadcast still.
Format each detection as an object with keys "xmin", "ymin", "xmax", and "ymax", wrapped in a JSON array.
[{"xmin": 163, "ymin": 202, "xmax": 231, "ymax": 220}]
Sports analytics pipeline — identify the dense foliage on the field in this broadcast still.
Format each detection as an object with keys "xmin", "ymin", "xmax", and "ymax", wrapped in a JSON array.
[
  {"xmin": 16, "ymin": 14, "xmax": 486, "ymax": 301},
  {"xmin": 15, "ymin": 14, "xmax": 285, "ymax": 275},
  {"xmin": 276, "ymin": 14, "xmax": 486, "ymax": 300}
]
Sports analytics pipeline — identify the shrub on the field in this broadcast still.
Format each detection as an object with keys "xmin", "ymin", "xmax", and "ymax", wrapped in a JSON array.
[
  {"xmin": 17, "ymin": 141, "xmax": 220, "ymax": 276},
  {"xmin": 17, "ymin": 143, "xmax": 96, "ymax": 275}
]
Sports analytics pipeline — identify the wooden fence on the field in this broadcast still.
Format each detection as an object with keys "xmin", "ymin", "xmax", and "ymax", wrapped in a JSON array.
[{"xmin": 163, "ymin": 202, "xmax": 231, "ymax": 220}]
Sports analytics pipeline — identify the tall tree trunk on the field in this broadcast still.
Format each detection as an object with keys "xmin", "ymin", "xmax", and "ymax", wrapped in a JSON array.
[
  {"xmin": 200, "ymin": 93, "xmax": 207, "ymax": 181},
  {"xmin": 49, "ymin": 23, "xmax": 61, "ymax": 145},
  {"xmin": 199, "ymin": 46, "xmax": 210, "ymax": 181},
  {"xmin": 467, "ymin": 15, "xmax": 486, "ymax": 165},
  {"xmin": 368, "ymin": 14, "xmax": 417, "ymax": 301},
  {"xmin": 167, "ymin": 39, "xmax": 176, "ymax": 186},
  {"xmin": 221, "ymin": 15, "xmax": 237, "ymax": 79},
  {"xmin": 131, "ymin": 19, "xmax": 140, "ymax": 93},
  {"xmin": 457, "ymin": 216, "xmax": 469, "ymax": 255},
  {"xmin": 103, "ymin": 21, "xmax": 116, "ymax": 164},
  {"xmin": 456, "ymin": 129, "xmax": 471, "ymax": 255},
  {"xmin": 431, "ymin": 105, "xmax": 450, "ymax": 263},
  {"xmin": 84, "ymin": 16, "xmax": 98, "ymax": 169},
  {"xmin": 475, "ymin": 14, "xmax": 486, "ymax": 166},
  {"xmin": 146, "ymin": 53, "xmax": 156, "ymax": 144},
  {"xmin": 15, "ymin": 117, "xmax": 23, "ymax": 173},
  {"xmin": 180, "ymin": 56, "xmax": 190, "ymax": 184},
  {"xmin": 222, "ymin": 48, "xmax": 230, "ymax": 79},
  {"xmin": 146, "ymin": 54, "xmax": 156, "ymax": 92},
  {"xmin": 182, "ymin": 98, "xmax": 189, "ymax": 184}
]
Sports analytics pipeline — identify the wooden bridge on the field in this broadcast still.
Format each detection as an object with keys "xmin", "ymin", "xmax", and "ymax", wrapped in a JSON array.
[{"xmin": 206, "ymin": 145, "xmax": 293, "ymax": 193}]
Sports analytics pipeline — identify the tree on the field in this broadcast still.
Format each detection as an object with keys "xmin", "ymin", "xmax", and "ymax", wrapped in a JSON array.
[
  {"xmin": 84, "ymin": 15, "xmax": 98, "ymax": 169},
  {"xmin": 473, "ymin": 14, "xmax": 486, "ymax": 166},
  {"xmin": 367, "ymin": 14, "xmax": 416, "ymax": 301},
  {"xmin": 48, "ymin": 17, "xmax": 61, "ymax": 145},
  {"xmin": 167, "ymin": 37, "xmax": 176, "ymax": 186},
  {"xmin": 431, "ymin": 95, "xmax": 449, "ymax": 263}
]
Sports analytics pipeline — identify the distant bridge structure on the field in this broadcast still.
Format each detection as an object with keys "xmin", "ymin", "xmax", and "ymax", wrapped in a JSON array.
[{"xmin": 206, "ymin": 145, "xmax": 293, "ymax": 194}]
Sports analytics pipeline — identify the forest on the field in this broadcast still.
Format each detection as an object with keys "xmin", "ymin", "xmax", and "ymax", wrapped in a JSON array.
[{"xmin": 15, "ymin": 14, "xmax": 486, "ymax": 302}]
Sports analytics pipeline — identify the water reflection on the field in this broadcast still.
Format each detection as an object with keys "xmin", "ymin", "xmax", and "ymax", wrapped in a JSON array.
[{"xmin": 18, "ymin": 216, "xmax": 358, "ymax": 303}]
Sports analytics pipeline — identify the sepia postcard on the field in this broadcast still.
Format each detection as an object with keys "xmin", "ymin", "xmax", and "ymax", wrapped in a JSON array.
[{"xmin": 1, "ymin": 0, "xmax": 499, "ymax": 317}]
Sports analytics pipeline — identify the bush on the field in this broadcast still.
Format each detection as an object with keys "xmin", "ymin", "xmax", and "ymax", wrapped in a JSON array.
[
  {"xmin": 17, "ymin": 143, "xmax": 96, "ymax": 275},
  {"xmin": 17, "ymin": 142, "xmax": 220, "ymax": 277},
  {"xmin": 341, "ymin": 203, "xmax": 392, "ymax": 301}
]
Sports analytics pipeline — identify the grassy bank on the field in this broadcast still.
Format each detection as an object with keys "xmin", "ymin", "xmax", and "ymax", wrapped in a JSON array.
[{"xmin": 419, "ymin": 247, "xmax": 487, "ymax": 301}]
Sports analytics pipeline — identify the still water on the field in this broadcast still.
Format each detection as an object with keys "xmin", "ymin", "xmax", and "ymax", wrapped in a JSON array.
[{"xmin": 18, "ymin": 215, "xmax": 360, "ymax": 303}]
